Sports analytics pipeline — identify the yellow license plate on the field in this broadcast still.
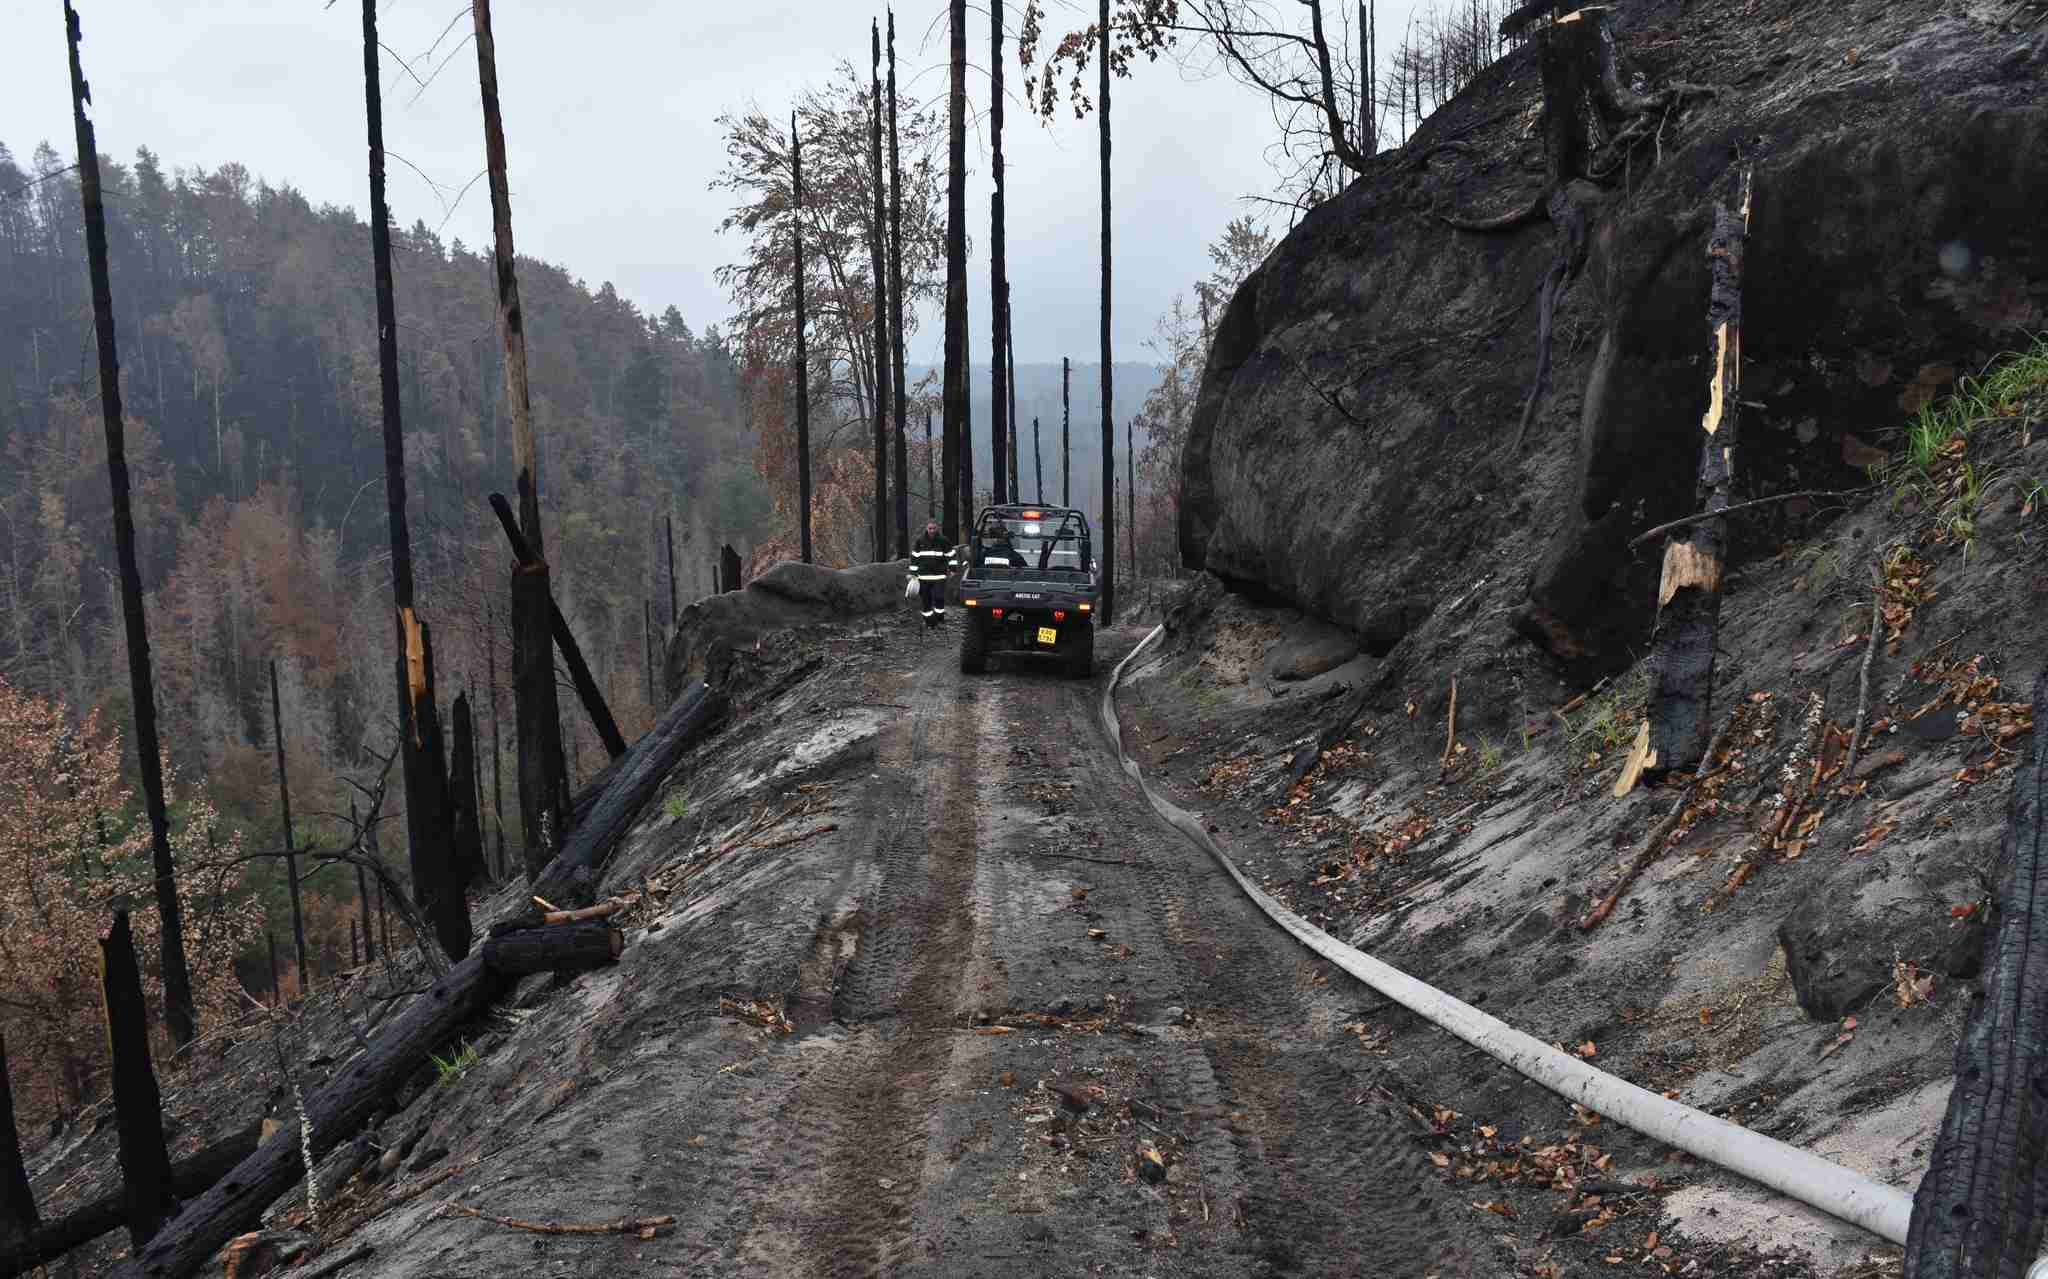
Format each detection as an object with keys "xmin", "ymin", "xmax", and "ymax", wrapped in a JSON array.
[{"xmin": 1036, "ymin": 626, "xmax": 1058, "ymax": 646}]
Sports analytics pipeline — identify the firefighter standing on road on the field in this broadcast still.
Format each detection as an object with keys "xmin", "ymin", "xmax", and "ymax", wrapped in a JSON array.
[{"xmin": 910, "ymin": 519, "xmax": 951, "ymax": 628}]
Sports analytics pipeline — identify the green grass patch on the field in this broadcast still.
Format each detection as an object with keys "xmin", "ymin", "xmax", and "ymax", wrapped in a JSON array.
[
  {"xmin": 1886, "ymin": 336, "xmax": 2048, "ymax": 481},
  {"xmin": 664, "ymin": 791, "xmax": 690, "ymax": 821},
  {"xmin": 430, "ymin": 1040, "xmax": 480, "ymax": 1085},
  {"xmin": 1567, "ymin": 666, "xmax": 1652, "ymax": 754}
]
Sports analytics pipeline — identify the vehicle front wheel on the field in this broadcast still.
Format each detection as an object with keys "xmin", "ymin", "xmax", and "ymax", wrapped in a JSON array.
[{"xmin": 960, "ymin": 612, "xmax": 989, "ymax": 674}]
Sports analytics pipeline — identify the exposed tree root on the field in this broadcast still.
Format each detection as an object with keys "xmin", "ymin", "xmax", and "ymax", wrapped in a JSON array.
[{"xmin": 1441, "ymin": 190, "xmax": 1546, "ymax": 232}]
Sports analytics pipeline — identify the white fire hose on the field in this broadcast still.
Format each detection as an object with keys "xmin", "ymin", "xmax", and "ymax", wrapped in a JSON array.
[{"xmin": 1101, "ymin": 623, "xmax": 1946, "ymax": 1258}]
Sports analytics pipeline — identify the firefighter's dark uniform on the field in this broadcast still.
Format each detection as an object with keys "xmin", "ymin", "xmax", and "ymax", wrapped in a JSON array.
[{"xmin": 910, "ymin": 530, "xmax": 952, "ymax": 625}]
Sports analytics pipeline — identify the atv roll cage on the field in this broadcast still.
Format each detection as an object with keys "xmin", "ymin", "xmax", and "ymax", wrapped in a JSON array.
[{"xmin": 964, "ymin": 505, "xmax": 1094, "ymax": 582}]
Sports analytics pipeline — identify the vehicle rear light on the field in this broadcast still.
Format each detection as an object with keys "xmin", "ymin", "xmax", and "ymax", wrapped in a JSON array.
[
  {"xmin": 1022, "ymin": 510, "xmax": 1042, "ymax": 518},
  {"xmin": 992, "ymin": 608, "xmax": 1003, "ymax": 618},
  {"xmin": 1054, "ymin": 610, "xmax": 1066, "ymax": 621},
  {"xmin": 1078, "ymin": 602, "xmax": 1092, "ymax": 612},
  {"xmin": 963, "ymin": 598, "xmax": 977, "ymax": 607}
]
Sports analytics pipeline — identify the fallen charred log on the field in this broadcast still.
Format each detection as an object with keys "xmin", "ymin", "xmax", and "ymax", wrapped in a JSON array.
[
  {"xmin": 480, "ymin": 921, "xmax": 622, "ymax": 977},
  {"xmin": 527, "ymin": 681, "xmax": 726, "ymax": 910},
  {"xmin": 1, "ymin": 1123, "xmax": 262, "ymax": 1278}
]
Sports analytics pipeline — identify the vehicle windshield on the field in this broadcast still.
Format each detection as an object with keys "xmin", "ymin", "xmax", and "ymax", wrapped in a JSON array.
[{"xmin": 973, "ymin": 509, "xmax": 1091, "ymax": 574}]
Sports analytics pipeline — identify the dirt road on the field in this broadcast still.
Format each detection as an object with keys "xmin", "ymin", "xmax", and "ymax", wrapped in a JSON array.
[
  {"xmin": 327, "ymin": 620, "xmax": 1474, "ymax": 1279},
  {"xmin": 621, "ymin": 624, "xmax": 1475, "ymax": 1277}
]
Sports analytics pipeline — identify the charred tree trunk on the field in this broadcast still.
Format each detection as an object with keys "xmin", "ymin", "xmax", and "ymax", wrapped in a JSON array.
[
  {"xmin": 1007, "ymin": 297, "xmax": 1020, "ymax": 498},
  {"xmin": 449, "ymin": 692, "xmax": 486, "ymax": 888},
  {"xmin": 943, "ymin": 0, "xmax": 970, "ymax": 540},
  {"xmin": 355, "ymin": 851, "xmax": 374, "ymax": 964},
  {"xmin": 989, "ymin": 0, "xmax": 1010, "ymax": 507},
  {"xmin": 480, "ymin": 921, "xmax": 622, "ymax": 977},
  {"xmin": 665, "ymin": 514, "xmax": 678, "ymax": 628},
  {"xmin": 475, "ymin": 0, "xmax": 570, "ymax": 876},
  {"xmin": 792, "ymin": 111, "xmax": 814, "ymax": 565},
  {"xmin": 643, "ymin": 599, "xmax": 656, "ymax": 706},
  {"xmin": 268, "ymin": 932, "xmax": 281, "ymax": 1004},
  {"xmin": 486, "ymin": 494, "xmax": 626, "ymax": 759},
  {"xmin": 108, "ymin": 954, "xmax": 508, "ymax": 1279},
  {"xmin": 1906, "ymin": 673, "xmax": 2048, "ymax": 1279},
  {"xmin": 65, "ymin": 0, "xmax": 195, "ymax": 1048},
  {"xmin": 1098, "ymin": 0, "xmax": 1116, "ymax": 626},
  {"xmin": 925, "ymin": 411, "xmax": 936, "ymax": 517},
  {"xmin": 720, "ymin": 545, "xmax": 742, "ymax": 594},
  {"xmin": 1644, "ymin": 172, "xmax": 1750, "ymax": 777},
  {"xmin": 1062, "ymin": 356, "xmax": 1071, "ymax": 506},
  {"xmin": 0, "ymin": 1035, "xmax": 37, "ymax": 1274},
  {"xmin": 269, "ymin": 660, "xmax": 310, "ymax": 991},
  {"xmin": 469, "ymin": 677, "xmax": 487, "ymax": 877},
  {"xmin": 485, "ymin": 601, "xmax": 506, "ymax": 879},
  {"xmin": 1360, "ymin": 1, "xmax": 1377, "ymax": 157},
  {"xmin": 870, "ymin": 21, "xmax": 892, "ymax": 561},
  {"xmin": 364, "ymin": 0, "xmax": 459, "ymax": 961},
  {"xmin": 527, "ymin": 684, "xmax": 726, "ymax": 909},
  {"xmin": 888, "ymin": 10, "xmax": 912, "ymax": 557},
  {"xmin": 1033, "ymin": 416, "xmax": 1043, "ymax": 504},
  {"xmin": 0, "ymin": 1123, "xmax": 264, "ymax": 1279},
  {"xmin": 511, "ymin": 567, "xmax": 567, "ymax": 882},
  {"xmin": 400, "ymin": 623, "xmax": 469, "ymax": 960},
  {"xmin": 100, "ymin": 911, "xmax": 173, "ymax": 1251},
  {"xmin": 1127, "ymin": 435, "xmax": 1136, "ymax": 592}
]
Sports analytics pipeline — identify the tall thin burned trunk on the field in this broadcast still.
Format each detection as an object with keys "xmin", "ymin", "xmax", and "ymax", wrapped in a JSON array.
[
  {"xmin": 989, "ymin": 0, "xmax": 1010, "ymax": 507},
  {"xmin": 448, "ymin": 692, "xmax": 485, "ymax": 888},
  {"xmin": 1098, "ymin": 0, "xmax": 1116, "ymax": 625},
  {"xmin": 1062, "ymin": 356, "xmax": 1071, "ymax": 506},
  {"xmin": 1006, "ymin": 297, "xmax": 1020, "ymax": 498},
  {"xmin": 485, "ymin": 600, "xmax": 506, "ymax": 878},
  {"xmin": 665, "ymin": 513, "xmax": 678, "ymax": 626},
  {"xmin": 0, "ymin": 1034, "xmax": 38, "ymax": 1270},
  {"xmin": 643, "ymin": 599, "xmax": 655, "ymax": 706},
  {"xmin": 870, "ymin": 21, "xmax": 892, "ymax": 561},
  {"xmin": 888, "ymin": 10, "xmax": 911, "ymax": 556},
  {"xmin": 65, "ymin": 0, "xmax": 196, "ymax": 1048},
  {"xmin": 793, "ymin": 111, "xmax": 813, "ymax": 564},
  {"xmin": 1360, "ymin": 1, "xmax": 1377, "ymax": 157},
  {"xmin": 926, "ymin": 411, "xmax": 936, "ymax": 517},
  {"xmin": 99, "ymin": 910, "xmax": 173, "ymax": 1250},
  {"xmin": 269, "ymin": 660, "xmax": 310, "ymax": 992},
  {"xmin": 370, "ymin": 0, "xmax": 466, "ymax": 960},
  {"xmin": 1127, "ymin": 435, "xmax": 1136, "ymax": 591},
  {"xmin": 1644, "ymin": 172, "xmax": 1750, "ymax": 776},
  {"xmin": 1033, "ymin": 415, "xmax": 1043, "ymax": 504},
  {"xmin": 475, "ymin": 0, "xmax": 567, "ymax": 878},
  {"xmin": 943, "ymin": 0, "xmax": 970, "ymax": 539},
  {"xmin": 351, "ymin": 795, "xmax": 374, "ymax": 965}
]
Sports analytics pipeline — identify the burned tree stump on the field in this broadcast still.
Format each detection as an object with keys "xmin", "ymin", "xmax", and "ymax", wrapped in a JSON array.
[
  {"xmin": 398, "ymin": 619, "xmax": 469, "ymax": 961},
  {"xmin": 481, "ymin": 922, "xmax": 622, "ymax": 977},
  {"xmin": 719, "ymin": 545, "xmax": 742, "ymax": 594},
  {"xmin": 1906, "ymin": 673, "xmax": 2048, "ymax": 1277},
  {"xmin": 486, "ymin": 493, "xmax": 626, "ymax": 760},
  {"xmin": 1644, "ymin": 172, "xmax": 1751, "ymax": 777},
  {"xmin": 99, "ymin": 910, "xmax": 174, "ymax": 1250},
  {"xmin": 512, "ymin": 564, "xmax": 570, "ymax": 882},
  {"xmin": 0, "ymin": 1035, "xmax": 37, "ymax": 1275},
  {"xmin": 449, "ymin": 692, "xmax": 486, "ymax": 888}
]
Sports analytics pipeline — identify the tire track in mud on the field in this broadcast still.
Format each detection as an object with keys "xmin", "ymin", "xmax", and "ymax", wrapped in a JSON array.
[
  {"xmin": 1023, "ymin": 652, "xmax": 1483, "ymax": 1277},
  {"xmin": 711, "ymin": 639, "xmax": 988, "ymax": 1277}
]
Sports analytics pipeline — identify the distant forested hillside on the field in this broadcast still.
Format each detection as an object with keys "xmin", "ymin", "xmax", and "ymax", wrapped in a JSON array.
[{"xmin": 0, "ymin": 139, "xmax": 770, "ymax": 973}]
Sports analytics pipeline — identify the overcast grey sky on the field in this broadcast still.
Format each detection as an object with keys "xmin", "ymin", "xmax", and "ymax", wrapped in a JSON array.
[{"xmin": 8, "ymin": 1, "xmax": 1410, "ymax": 365}]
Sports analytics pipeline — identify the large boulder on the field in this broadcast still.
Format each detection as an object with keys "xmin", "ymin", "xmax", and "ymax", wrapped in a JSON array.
[
  {"xmin": 664, "ymin": 560, "xmax": 909, "ymax": 698},
  {"xmin": 1180, "ymin": 0, "xmax": 2046, "ymax": 667}
]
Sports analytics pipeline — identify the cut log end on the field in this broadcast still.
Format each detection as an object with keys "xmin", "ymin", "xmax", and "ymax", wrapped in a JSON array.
[{"xmin": 1657, "ymin": 541, "xmax": 1722, "ymax": 609}]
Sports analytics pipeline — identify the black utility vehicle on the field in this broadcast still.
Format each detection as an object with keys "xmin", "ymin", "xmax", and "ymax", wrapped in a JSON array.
[{"xmin": 955, "ymin": 505, "xmax": 1098, "ymax": 677}]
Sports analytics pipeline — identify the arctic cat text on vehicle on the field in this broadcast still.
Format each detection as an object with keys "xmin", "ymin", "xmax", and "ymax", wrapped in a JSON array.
[{"xmin": 956, "ymin": 505, "xmax": 1098, "ymax": 678}]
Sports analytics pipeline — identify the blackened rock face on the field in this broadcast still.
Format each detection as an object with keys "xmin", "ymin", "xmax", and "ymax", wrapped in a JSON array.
[{"xmin": 1178, "ymin": 0, "xmax": 2047, "ymax": 668}]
